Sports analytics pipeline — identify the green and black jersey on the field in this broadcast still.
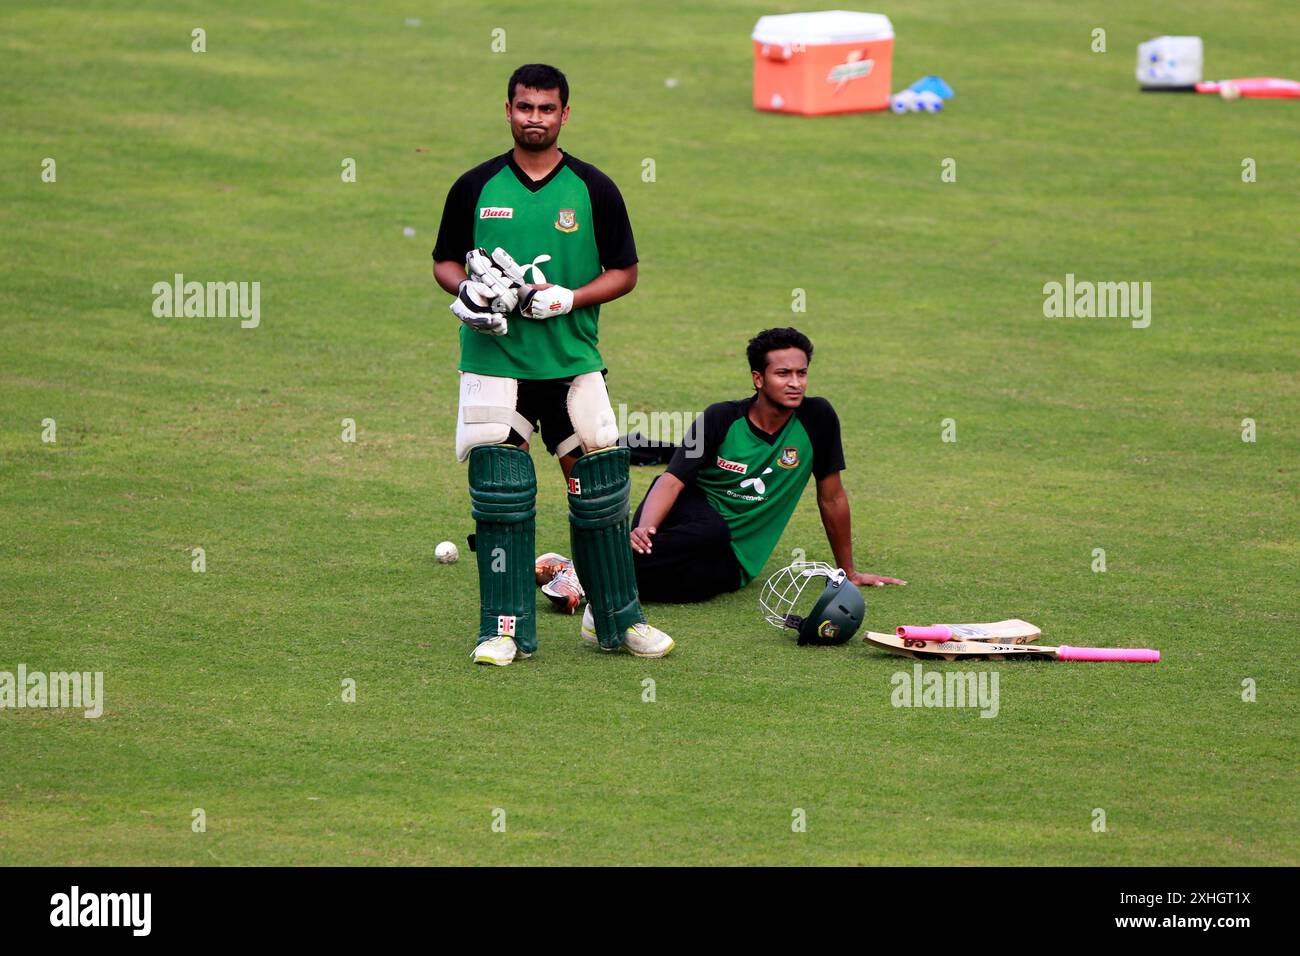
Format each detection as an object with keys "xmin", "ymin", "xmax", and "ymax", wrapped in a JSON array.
[
  {"xmin": 432, "ymin": 150, "xmax": 636, "ymax": 380},
  {"xmin": 666, "ymin": 396, "xmax": 845, "ymax": 585}
]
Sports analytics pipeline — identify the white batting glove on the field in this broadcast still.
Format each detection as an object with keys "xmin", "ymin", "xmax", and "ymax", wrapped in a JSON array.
[
  {"xmin": 450, "ymin": 279, "xmax": 508, "ymax": 335},
  {"xmin": 521, "ymin": 284, "xmax": 575, "ymax": 319},
  {"xmin": 466, "ymin": 247, "xmax": 528, "ymax": 314}
]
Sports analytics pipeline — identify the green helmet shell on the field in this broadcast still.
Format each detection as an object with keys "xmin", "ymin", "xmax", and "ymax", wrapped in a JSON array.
[{"xmin": 797, "ymin": 576, "xmax": 865, "ymax": 645}]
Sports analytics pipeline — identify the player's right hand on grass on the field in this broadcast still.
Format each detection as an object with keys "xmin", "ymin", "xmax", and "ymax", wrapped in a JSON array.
[
  {"xmin": 450, "ymin": 279, "xmax": 508, "ymax": 336},
  {"xmin": 630, "ymin": 525, "xmax": 656, "ymax": 554},
  {"xmin": 847, "ymin": 570, "xmax": 908, "ymax": 587}
]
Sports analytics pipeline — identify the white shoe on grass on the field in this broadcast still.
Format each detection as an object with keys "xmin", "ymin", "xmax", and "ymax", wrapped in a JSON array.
[
  {"xmin": 473, "ymin": 635, "xmax": 531, "ymax": 666},
  {"xmin": 581, "ymin": 605, "xmax": 675, "ymax": 658}
]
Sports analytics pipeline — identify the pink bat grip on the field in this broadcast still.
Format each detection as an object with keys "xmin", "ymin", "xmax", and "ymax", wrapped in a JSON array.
[
  {"xmin": 896, "ymin": 625, "xmax": 953, "ymax": 642},
  {"xmin": 1056, "ymin": 646, "xmax": 1160, "ymax": 662}
]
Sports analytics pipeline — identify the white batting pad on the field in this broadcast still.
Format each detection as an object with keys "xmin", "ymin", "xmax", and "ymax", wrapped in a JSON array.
[
  {"xmin": 455, "ymin": 372, "xmax": 533, "ymax": 461},
  {"xmin": 564, "ymin": 371, "xmax": 619, "ymax": 455}
]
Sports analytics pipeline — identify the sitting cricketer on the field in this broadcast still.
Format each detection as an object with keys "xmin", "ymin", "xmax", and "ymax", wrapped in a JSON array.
[
  {"xmin": 431, "ymin": 63, "xmax": 673, "ymax": 665},
  {"xmin": 536, "ymin": 328, "xmax": 905, "ymax": 609}
]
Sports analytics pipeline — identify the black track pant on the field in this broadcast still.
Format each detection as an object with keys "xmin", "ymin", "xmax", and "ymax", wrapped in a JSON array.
[{"xmin": 632, "ymin": 476, "xmax": 743, "ymax": 603}]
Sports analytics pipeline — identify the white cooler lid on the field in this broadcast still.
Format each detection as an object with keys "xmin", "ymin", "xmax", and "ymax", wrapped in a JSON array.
[{"xmin": 753, "ymin": 10, "xmax": 894, "ymax": 45}]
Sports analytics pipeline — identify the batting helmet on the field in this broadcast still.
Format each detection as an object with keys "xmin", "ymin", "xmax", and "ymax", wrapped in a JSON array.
[{"xmin": 759, "ymin": 561, "xmax": 866, "ymax": 646}]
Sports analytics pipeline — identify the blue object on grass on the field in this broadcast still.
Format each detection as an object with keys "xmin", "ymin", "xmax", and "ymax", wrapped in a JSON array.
[{"xmin": 908, "ymin": 75, "xmax": 954, "ymax": 99}]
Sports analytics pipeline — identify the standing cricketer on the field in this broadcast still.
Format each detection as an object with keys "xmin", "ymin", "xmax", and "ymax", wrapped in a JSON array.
[{"xmin": 432, "ymin": 63, "xmax": 673, "ymax": 665}]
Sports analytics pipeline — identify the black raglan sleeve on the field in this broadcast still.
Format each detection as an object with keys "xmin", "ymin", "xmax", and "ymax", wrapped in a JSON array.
[
  {"xmin": 666, "ymin": 402, "xmax": 737, "ymax": 485},
  {"xmin": 591, "ymin": 175, "xmax": 637, "ymax": 270},
  {"xmin": 801, "ymin": 398, "xmax": 846, "ymax": 480},
  {"xmin": 567, "ymin": 158, "xmax": 637, "ymax": 270},
  {"xmin": 431, "ymin": 169, "xmax": 480, "ymax": 264}
]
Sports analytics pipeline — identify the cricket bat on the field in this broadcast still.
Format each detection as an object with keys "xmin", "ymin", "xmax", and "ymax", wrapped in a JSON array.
[
  {"xmin": 1194, "ymin": 77, "xmax": 1300, "ymax": 99},
  {"xmin": 864, "ymin": 631, "xmax": 1159, "ymax": 662},
  {"xmin": 895, "ymin": 619, "xmax": 1041, "ymax": 644}
]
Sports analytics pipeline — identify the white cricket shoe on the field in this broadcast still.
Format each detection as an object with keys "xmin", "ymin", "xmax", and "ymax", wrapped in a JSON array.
[
  {"xmin": 581, "ymin": 605, "xmax": 675, "ymax": 658},
  {"xmin": 472, "ymin": 635, "xmax": 531, "ymax": 666}
]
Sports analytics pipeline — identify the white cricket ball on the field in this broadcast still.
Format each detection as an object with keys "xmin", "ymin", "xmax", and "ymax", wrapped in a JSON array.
[
  {"xmin": 1220, "ymin": 82, "xmax": 1241, "ymax": 101},
  {"xmin": 435, "ymin": 541, "xmax": 459, "ymax": 564}
]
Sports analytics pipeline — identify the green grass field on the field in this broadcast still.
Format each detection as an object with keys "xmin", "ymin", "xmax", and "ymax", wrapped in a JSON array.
[{"xmin": 1, "ymin": 0, "xmax": 1296, "ymax": 865}]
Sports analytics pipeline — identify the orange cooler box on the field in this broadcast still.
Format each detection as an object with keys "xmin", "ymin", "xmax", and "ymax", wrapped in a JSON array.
[{"xmin": 752, "ymin": 10, "xmax": 894, "ymax": 115}]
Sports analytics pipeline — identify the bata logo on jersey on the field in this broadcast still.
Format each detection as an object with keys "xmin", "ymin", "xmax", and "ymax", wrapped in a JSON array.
[
  {"xmin": 827, "ymin": 51, "xmax": 874, "ymax": 92},
  {"xmin": 716, "ymin": 456, "xmax": 748, "ymax": 475},
  {"xmin": 480, "ymin": 207, "xmax": 514, "ymax": 219}
]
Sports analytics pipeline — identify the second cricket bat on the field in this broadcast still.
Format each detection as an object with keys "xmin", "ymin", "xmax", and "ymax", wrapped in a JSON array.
[
  {"xmin": 895, "ymin": 619, "xmax": 1041, "ymax": 644},
  {"xmin": 864, "ymin": 631, "xmax": 1159, "ymax": 662}
]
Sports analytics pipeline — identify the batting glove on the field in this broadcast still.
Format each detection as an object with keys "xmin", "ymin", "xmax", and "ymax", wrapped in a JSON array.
[
  {"xmin": 466, "ymin": 247, "xmax": 528, "ymax": 314},
  {"xmin": 521, "ymin": 284, "xmax": 575, "ymax": 319},
  {"xmin": 450, "ymin": 279, "xmax": 508, "ymax": 336}
]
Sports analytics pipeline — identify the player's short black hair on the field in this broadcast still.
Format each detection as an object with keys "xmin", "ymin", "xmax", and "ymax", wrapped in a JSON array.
[
  {"xmin": 508, "ymin": 64, "xmax": 569, "ymax": 108},
  {"xmin": 747, "ymin": 327, "xmax": 814, "ymax": 374}
]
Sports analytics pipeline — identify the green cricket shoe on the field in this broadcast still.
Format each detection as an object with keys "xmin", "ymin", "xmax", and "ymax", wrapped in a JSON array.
[{"xmin": 580, "ymin": 605, "xmax": 675, "ymax": 658}]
